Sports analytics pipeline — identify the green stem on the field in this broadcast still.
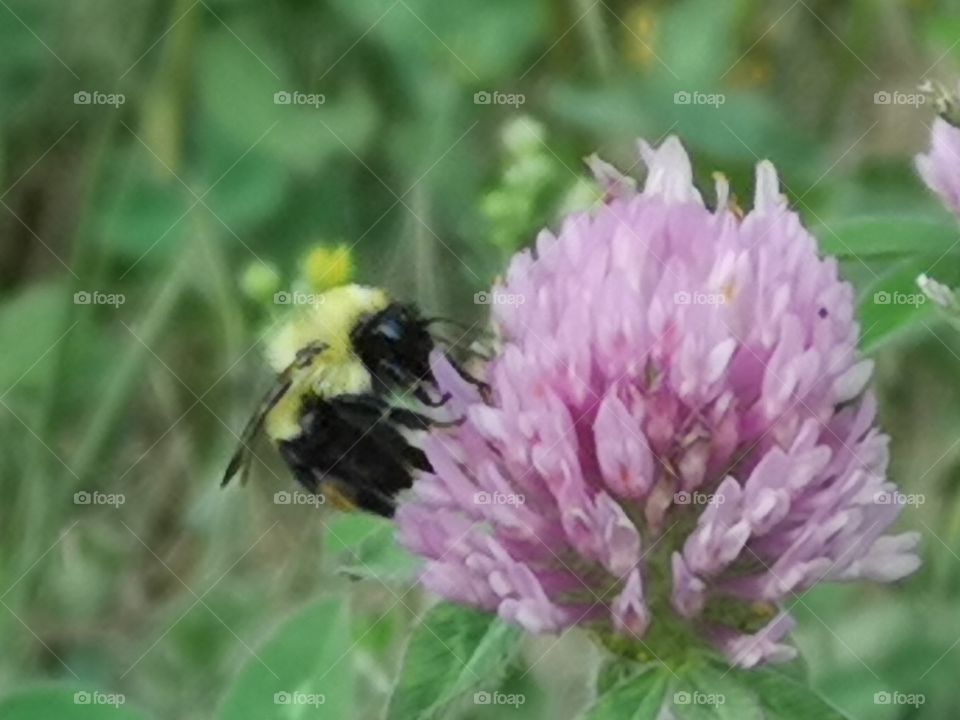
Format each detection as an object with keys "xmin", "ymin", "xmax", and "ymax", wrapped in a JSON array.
[
  {"xmin": 573, "ymin": 0, "xmax": 615, "ymax": 79},
  {"xmin": 935, "ymin": 489, "xmax": 960, "ymax": 592}
]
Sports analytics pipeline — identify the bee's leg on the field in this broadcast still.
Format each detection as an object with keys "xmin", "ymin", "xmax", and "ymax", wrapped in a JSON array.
[
  {"xmin": 413, "ymin": 385, "xmax": 451, "ymax": 408},
  {"xmin": 378, "ymin": 363, "xmax": 448, "ymax": 406},
  {"xmin": 332, "ymin": 394, "xmax": 391, "ymax": 423},
  {"xmin": 387, "ymin": 406, "xmax": 463, "ymax": 430},
  {"xmin": 442, "ymin": 354, "xmax": 491, "ymax": 400},
  {"xmin": 378, "ymin": 361, "xmax": 412, "ymax": 388},
  {"xmin": 456, "ymin": 366, "xmax": 490, "ymax": 394},
  {"xmin": 377, "ymin": 359, "xmax": 464, "ymax": 409}
]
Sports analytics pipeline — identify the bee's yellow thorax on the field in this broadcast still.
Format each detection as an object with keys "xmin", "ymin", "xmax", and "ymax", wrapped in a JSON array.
[{"xmin": 262, "ymin": 284, "xmax": 388, "ymax": 441}]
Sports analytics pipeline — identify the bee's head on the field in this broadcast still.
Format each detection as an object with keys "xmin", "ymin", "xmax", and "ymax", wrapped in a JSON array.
[{"xmin": 350, "ymin": 302, "xmax": 435, "ymax": 388}]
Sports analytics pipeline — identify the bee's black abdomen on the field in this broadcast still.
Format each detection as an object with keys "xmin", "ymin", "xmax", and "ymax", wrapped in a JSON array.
[{"xmin": 277, "ymin": 394, "xmax": 429, "ymax": 517}]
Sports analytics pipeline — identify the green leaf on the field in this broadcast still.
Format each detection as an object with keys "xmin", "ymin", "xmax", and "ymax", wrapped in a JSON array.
[
  {"xmin": 196, "ymin": 132, "xmax": 289, "ymax": 232},
  {"xmin": 324, "ymin": 513, "xmax": 388, "ymax": 552},
  {"xmin": 658, "ymin": 0, "xmax": 737, "ymax": 84},
  {"xmin": 0, "ymin": 688, "xmax": 147, "ymax": 720},
  {"xmin": 386, "ymin": 603, "xmax": 523, "ymax": 720},
  {"xmin": 815, "ymin": 216, "xmax": 960, "ymax": 258},
  {"xmin": 772, "ymin": 656, "xmax": 810, "ymax": 683},
  {"xmin": 0, "ymin": 281, "xmax": 69, "ymax": 397},
  {"xmin": 94, "ymin": 149, "xmax": 191, "ymax": 258},
  {"xmin": 584, "ymin": 666, "xmax": 668, "ymax": 720},
  {"xmin": 734, "ymin": 666, "xmax": 852, "ymax": 720},
  {"xmin": 217, "ymin": 597, "xmax": 354, "ymax": 720},
  {"xmin": 857, "ymin": 256, "xmax": 937, "ymax": 352},
  {"xmin": 671, "ymin": 663, "xmax": 763, "ymax": 720},
  {"xmin": 198, "ymin": 29, "xmax": 376, "ymax": 174},
  {"xmin": 330, "ymin": 517, "xmax": 418, "ymax": 584},
  {"xmin": 330, "ymin": 0, "xmax": 545, "ymax": 81}
]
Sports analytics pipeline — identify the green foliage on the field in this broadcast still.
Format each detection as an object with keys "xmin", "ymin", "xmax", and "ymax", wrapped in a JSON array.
[
  {"xmin": 386, "ymin": 603, "xmax": 523, "ymax": 720},
  {"xmin": 587, "ymin": 657, "xmax": 851, "ymax": 720},
  {"xmin": 815, "ymin": 216, "xmax": 960, "ymax": 259},
  {"xmin": 858, "ymin": 256, "xmax": 940, "ymax": 352},
  {"xmin": 0, "ymin": 688, "xmax": 147, "ymax": 720},
  {"xmin": 216, "ymin": 598, "xmax": 354, "ymax": 720},
  {"xmin": 326, "ymin": 514, "xmax": 418, "ymax": 584},
  {"xmin": 734, "ymin": 666, "xmax": 852, "ymax": 720},
  {"xmin": 2, "ymin": 0, "xmax": 960, "ymax": 718},
  {"xmin": 0, "ymin": 281, "xmax": 70, "ymax": 399},
  {"xmin": 584, "ymin": 666, "xmax": 668, "ymax": 719}
]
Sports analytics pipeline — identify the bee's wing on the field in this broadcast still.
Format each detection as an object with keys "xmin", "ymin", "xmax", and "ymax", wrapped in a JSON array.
[
  {"xmin": 220, "ymin": 341, "xmax": 329, "ymax": 488},
  {"xmin": 220, "ymin": 378, "xmax": 292, "ymax": 487}
]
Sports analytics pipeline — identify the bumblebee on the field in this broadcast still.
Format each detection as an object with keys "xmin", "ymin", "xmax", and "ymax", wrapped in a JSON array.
[{"xmin": 222, "ymin": 284, "xmax": 463, "ymax": 517}]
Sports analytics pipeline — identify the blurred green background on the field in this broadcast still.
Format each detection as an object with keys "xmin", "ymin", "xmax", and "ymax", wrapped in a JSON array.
[{"xmin": 1, "ymin": 0, "xmax": 959, "ymax": 718}]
